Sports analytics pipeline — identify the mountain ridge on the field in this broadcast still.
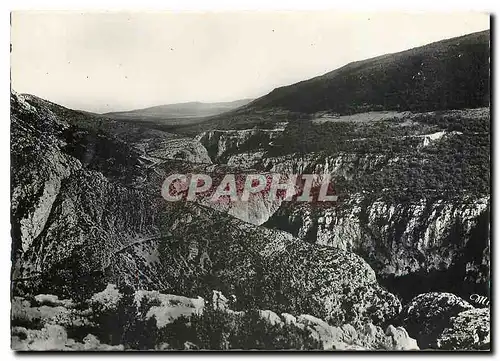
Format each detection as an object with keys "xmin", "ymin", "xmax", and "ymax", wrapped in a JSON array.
[
  {"xmin": 105, "ymin": 98, "xmax": 254, "ymax": 119},
  {"xmin": 175, "ymin": 29, "xmax": 489, "ymax": 134},
  {"xmin": 248, "ymin": 29, "xmax": 490, "ymax": 113}
]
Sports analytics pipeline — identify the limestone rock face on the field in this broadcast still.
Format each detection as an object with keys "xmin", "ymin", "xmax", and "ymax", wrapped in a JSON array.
[
  {"xmin": 260, "ymin": 149, "xmax": 489, "ymax": 301},
  {"xmin": 265, "ymin": 193, "xmax": 490, "ymax": 300},
  {"xmin": 436, "ymin": 308, "xmax": 490, "ymax": 350},
  {"xmin": 399, "ymin": 292, "xmax": 474, "ymax": 349},
  {"xmin": 196, "ymin": 128, "xmax": 283, "ymax": 163},
  {"xmin": 11, "ymin": 92, "xmax": 82, "ymax": 275},
  {"xmin": 90, "ymin": 284, "xmax": 123, "ymax": 311},
  {"xmin": 384, "ymin": 325, "xmax": 419, "ymax": 351},
  {"xmin": 146, "ymin": 137, "xmax": 212, "ymax": 164},
  {"xmin": 134, "ymin": 290, "xmax": 205, "ymax": 328}
]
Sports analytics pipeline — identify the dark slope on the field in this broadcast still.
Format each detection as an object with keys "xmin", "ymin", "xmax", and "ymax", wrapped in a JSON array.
[
  {"xmin": 177, "ymin": 30, "xmax": 489, "ymax": 134},
  {"xmin": 250, "ymin": 30, "xmax": 489, "ymax": 114}
]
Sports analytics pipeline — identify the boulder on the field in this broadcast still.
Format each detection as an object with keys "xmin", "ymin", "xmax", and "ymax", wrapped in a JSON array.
[
  {"xmin": 436, "ymin": 308, "xmax": 490, "ymax": 350},
  {"xmin": 399, "ymin": 292, "xmax": 474, "ymax": 349}
]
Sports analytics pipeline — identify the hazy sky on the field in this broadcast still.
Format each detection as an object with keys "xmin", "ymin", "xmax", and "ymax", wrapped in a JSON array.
[{"xmin": 11, "ymin": 11, "xmax": 489, "ymax": 113}]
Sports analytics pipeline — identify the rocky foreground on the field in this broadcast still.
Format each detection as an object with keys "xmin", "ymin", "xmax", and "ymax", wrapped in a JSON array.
[{"xmin": 12, "ymin": 285, "xmax": 419, "ymax": 351}]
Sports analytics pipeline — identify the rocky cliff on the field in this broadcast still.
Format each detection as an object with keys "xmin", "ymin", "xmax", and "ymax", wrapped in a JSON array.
[
  {"xmin": 196, "ymin": 127, "xmax": 284, "ymax": 163},
  {"xmin": 264, "ymin": 193, "xmax": 489, "ymax": 301},
  {"xmin": 194, "ymin": 108, "xmax": 490, "ymax": 303}
]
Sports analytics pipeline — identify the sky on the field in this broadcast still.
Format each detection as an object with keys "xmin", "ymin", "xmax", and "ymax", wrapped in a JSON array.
[{"xmin": 11, "ymin": 11, "xmax": 490, "ymax": 113}]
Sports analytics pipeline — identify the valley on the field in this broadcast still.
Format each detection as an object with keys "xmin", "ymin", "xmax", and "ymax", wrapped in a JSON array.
[{"xmin": 10, "ymin": 30, "xmax": 490, "ymax": 351}]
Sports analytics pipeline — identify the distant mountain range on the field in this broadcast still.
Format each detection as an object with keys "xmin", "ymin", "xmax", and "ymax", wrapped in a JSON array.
[{"xmin": 105, "ymin": 99, "xmax": 253, "ymax": 120}]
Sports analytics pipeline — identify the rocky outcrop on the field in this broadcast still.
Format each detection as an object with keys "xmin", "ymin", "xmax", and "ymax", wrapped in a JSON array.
[
  {"xmin": 254, "ymin": 130, "xmax": 489, "ymax": 300},
  {"xmin": 211, "ymin": 119, "xmax": 489, "ymax": 301},
  {"xmin": 143, "ymin": 137, "xmax": 212, "ymax": 164},
  {"xmin": 202, "ymin": 194, "xmax": 283, "ymax": 226},
  {"xmin": 12, "ymin": 168, "xmax": 166, "ymax": 297},
  {"xmin": 12, "ymin": 287, "xmax": 414, "ymax": 351},
  {"xmin": 134, "ymin": 289, "xmax": 205, "ymax": 328},
  {"xmin": 12, "ymin": 325, "xmax": 125, "ymax": 351},
  {"xmin": 273, "ymin": 312, "xmax": 418, "ymax": 350},
  {"xmin": 196, "ymin": 128, "xmax": 283, "ymax": 163},
  {"xmin": 398, "ymin": 292, "xmax": 475, "ymax": 349},
  {"xmin": 436, "ymin": 308, "xmax": 490, "ymax": 350},
  {"xmin": 243, "ymin": 118, "xmax": 490, "ymax": 301}
]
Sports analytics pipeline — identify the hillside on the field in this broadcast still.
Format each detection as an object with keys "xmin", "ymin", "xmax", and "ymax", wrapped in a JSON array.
[
  {"xmin": 177, "ymin": 30, "xmax": 489, "ymax": 134},
  {"xmin": 250, "ymin": 30, "xmax": 489, "ymax": 114},
  {"xmin": 104, "ymin": 99, "xmax": 253, "ymax": 125}
]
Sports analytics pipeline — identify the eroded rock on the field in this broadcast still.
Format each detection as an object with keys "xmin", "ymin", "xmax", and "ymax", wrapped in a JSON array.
[
  {"xmin": 399, "ymin": 292, "xmax": 474, "ymax": 349},
  {"xmin": 436, "ymin": 308, "xmax": 490, "ymax": 350}
]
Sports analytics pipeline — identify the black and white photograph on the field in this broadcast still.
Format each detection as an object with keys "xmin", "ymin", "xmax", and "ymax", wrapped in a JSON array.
[{"xmin": 9, "ymin": 11, "xmax": 490, "ymax": 351}]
